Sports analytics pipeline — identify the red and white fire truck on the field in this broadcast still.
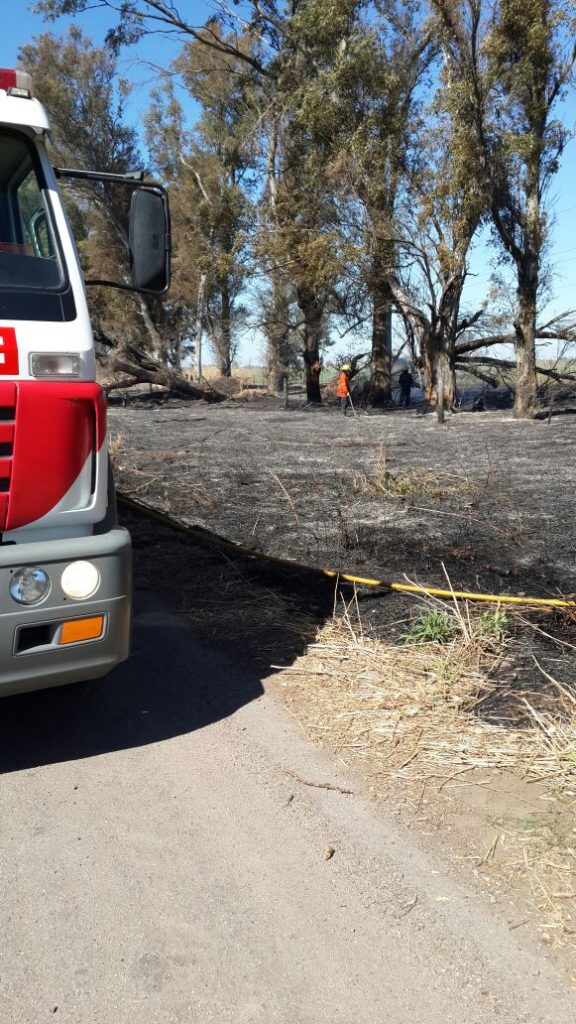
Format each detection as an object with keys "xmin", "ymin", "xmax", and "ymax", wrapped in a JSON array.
[{"xmin": 0, "ymin": 69, "xmax": 170, "ymax": 695}]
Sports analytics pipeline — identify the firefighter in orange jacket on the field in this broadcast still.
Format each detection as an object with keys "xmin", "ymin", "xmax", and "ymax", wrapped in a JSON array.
[{"xmin": 337, "ymin": 364, "xmax": 351, "ymax": 415}]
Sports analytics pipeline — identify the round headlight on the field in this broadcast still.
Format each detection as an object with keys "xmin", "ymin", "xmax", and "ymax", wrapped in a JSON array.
[
  {"xmin": 10, "ymin": 567, "xmax": 50, "ymax": 605},
  {"xmin": 61, "ymin": 561, "xmax": 100, "ymax": 600}
]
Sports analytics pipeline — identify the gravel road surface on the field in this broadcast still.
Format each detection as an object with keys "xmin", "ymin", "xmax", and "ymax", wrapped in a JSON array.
[{"xmin": 0, "ymin": 588, "xmax": 574, "ymax": 1024}]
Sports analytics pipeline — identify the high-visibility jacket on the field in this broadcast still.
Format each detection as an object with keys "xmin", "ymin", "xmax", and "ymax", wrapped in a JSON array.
[{"xmin": 337, "ymin": 372, "xmax": 349, "ymax": 398}]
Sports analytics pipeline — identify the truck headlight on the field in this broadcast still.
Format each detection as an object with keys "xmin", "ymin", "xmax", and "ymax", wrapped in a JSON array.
[
  {"xmin": 61, "ymin": 561, "xmax": 100, "ymax": 600},
  {"xmin": 29, "ymin": 353, "xmax": 81, "ymax": 377},
  {"xmin": 10, "ymin": 567, "xmax": 50, "ymax": 605}
]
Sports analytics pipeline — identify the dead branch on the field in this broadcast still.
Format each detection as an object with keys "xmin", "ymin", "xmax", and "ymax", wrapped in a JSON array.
[
  {"xmin": 455, "ymin": 333, "xmax": 516, "ymax": 355},
  {"xmin": 462, "ymin": 356, "xmax": 576, "ymax": 385},
  {"xmin": 455, "ymin": 364, "xmax": 499, "ymax": 388},
  {"xmin": 281, "ymin": 768, "xmax": 353, "ymax": 795},
  {"xmin": 104, "ymin": 376, "xmax": 142, "ymax": 393},
  {"xmin": 108, "ymin": 346, "xmax": 228, "ymax": 401}
]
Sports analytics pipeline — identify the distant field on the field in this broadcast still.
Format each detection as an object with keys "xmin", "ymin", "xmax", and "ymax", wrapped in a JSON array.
[{"xmin": 193, "ymin": 365, "xmax": 268, "ymax": 385}]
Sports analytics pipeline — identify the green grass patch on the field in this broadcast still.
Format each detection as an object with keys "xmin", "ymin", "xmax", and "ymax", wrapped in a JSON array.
[
  {"xmin": 353, "ymin": 467, "xmax": 475, "ymax": 500},
  {"xmin": 402, "ymin": 610, "xmax": 457, "ymax": 644}
]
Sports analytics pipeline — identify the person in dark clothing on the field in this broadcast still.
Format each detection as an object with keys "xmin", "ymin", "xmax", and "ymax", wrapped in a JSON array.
[{"xmin": 398, "ymin": 367, "xmax": 414, "ymax": 408}]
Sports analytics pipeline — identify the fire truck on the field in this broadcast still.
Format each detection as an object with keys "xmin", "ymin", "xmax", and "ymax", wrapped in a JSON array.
[{"xmin": 0, "ymin": 69, "xmax": 170, "ymax": 696}]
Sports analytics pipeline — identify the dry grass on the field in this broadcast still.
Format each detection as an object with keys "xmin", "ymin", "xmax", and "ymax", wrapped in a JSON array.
[
  {"xmin": 108, "ymin": 431, "xmax": 125, "ymax": 469},
  {"xmin": 198, "ymin": 366, "xmax": 267, "ymax": 386},
  {"xmin": 481, "ymin": 809, "xmax": 576, "ymax": 953},
  {"xmin": 271, "ymin": 597, "xmax": 576, "ymax": 956},
  {"xmin": 352, "ymin": 447, "xmax": 476, "ymax": 500},
  {"xmin": 274, "ymin": 597, "xmax": 576, "ymax": 781}
]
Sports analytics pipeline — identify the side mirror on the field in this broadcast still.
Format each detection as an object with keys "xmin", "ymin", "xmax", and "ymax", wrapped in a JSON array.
[{"xmin": 129, "ymin": 188, "xmax": 171, "ymax": 294}]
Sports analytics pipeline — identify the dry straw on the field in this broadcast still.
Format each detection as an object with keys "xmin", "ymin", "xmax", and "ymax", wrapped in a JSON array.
[{"xmin": 276, "ymin": 595, "xmax": 576, "ymax": 786}]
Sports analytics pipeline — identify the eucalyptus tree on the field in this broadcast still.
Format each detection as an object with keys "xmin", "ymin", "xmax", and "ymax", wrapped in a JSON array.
[
  {"xmin": 431, "ymin": 0, "xmax": 576, "ymax": 417},
  {"xmin": 145, "ymin": 23, "xmax": 259, "ymax": 378},
  {"xmin": 328, "ymin": 0, "xmax": 434, "ymax": 405},
  {"xmin": 257, "ymin": 2, "xmax": 363, "ymax": 401},
  {"xmin": 382, "ymin": 35, "xmax": 489, "ymax": 421},
  {"xmin": 37, "ymin": 0, "xmax": 358, "ymax": 402}
]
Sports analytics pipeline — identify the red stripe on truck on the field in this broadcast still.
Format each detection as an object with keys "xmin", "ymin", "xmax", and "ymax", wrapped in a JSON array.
[{"xmin": 0, "ymin": 328, "xmax": 19, "ymax": 375}]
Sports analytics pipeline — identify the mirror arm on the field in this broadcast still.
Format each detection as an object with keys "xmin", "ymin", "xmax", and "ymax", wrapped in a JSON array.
[
  {"xmin": 54, "ymin": 167, "xmax": 167, "ymax": 197},
  {"xmin": 85, "ymin": 278, "xmax": 170, "ymax": 296}
]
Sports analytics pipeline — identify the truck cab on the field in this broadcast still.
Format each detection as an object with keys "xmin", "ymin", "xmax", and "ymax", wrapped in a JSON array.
[{"xmin": 0, "ymin": 69, "xmax": 169, "ymax": 696}]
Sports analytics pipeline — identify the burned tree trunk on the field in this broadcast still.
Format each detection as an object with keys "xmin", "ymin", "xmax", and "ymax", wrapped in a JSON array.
[
  {"xmin": 297, "ymin": 286, "xmax": 325, "ymax": 404},
  {"xmin": 218, "ymin": 279, "xmax": 232, "ymax": 378},
  {"xmin": 266, "ymin": 272, "xmax": 292, "ymax": 392},
  {"xmin": 422, "ymin": 276, "xmax": 461, "ymax": 422},
  {"xmin": 514, "ymin": 261, "xmax": 539, "ymax": 418},
  {"xmin": 369, "ymin": 278, "xmax": 393, "ymax": 406}
]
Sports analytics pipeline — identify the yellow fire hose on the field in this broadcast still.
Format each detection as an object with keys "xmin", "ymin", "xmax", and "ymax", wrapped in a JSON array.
[{"xmin": 118, "ymin": 492, "xmax": 576, "ymax": 611}]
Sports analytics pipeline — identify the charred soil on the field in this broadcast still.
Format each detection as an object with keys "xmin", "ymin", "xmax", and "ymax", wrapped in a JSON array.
[{"xmin": 113, "ymin": 397, "xmax": 576, "ymax": 968}]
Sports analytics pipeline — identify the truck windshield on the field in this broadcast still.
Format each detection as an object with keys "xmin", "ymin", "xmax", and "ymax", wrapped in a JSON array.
[{"xmin": 0, "ymin": 130, "xmax": 64, "ymax": 294}]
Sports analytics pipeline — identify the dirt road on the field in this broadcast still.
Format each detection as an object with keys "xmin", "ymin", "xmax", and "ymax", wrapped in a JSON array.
[{"xmin": 0, "ymin": 588, "xmax": 574, "ymax": 1023}]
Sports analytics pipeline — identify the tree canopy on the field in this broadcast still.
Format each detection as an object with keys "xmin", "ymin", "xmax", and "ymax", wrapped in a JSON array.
[{"xmin": 30, "ymin": 0, "xmax": 576, "ymax": 415}]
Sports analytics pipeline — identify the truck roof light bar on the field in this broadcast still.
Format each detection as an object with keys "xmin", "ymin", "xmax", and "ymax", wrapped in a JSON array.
[{"xmin": 0, "ymin": 69, "xmax": 34, "ymax": 99}]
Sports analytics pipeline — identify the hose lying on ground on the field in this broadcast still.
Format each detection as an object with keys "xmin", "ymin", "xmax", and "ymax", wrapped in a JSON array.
[{"xmin": 118, "ymin": 492, "xmax": 576, "ymax": 611}]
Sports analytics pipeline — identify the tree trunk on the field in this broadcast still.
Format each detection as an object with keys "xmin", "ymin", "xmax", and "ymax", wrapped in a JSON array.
[
  {"xmin": 219, "ymin": 280, "xmax": 232, "ymax": 377},
  {"xmin": 435, "ymin": 350, "xmax": 455, "ymax": 424},
  {"xmin": 110, "ymin": 349, "xmax": 225, "ymax": 401},
  {"xmin": 514, "ymin": 269, "xmax": 539, "ymax": 418},
  {"xmin": 136, "ymin": 293, "xmax": 164, "ymax": 362},
  {"xmin": 297, "ymin": 287, "xmax": 324, "ymax": 404},
  {"xmin": 266, "ymin": 272, "xmax": 291, "ymax": 392},
  {"xmin": 193, "ymin": 272, "xmax": 206, "ymax": 381},
  {"xmin": 420, "ymin": 273, "xmax": 462, "ymax": 419},
  {"xmin": 369, "ymin": 279, "xmax": 393, "ymax": 406},
  {"xmin": 421, "ymin": 330, "xmax": 456, "ymax": 419},
  {"xmin": 305, "ymin": 357, "xmax": 322, "ymax": 404}
]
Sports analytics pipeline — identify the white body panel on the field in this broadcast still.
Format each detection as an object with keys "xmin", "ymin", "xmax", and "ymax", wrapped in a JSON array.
[
  {"xmin": 0, "ymin": 94, "xmax": 107, "ymax": 542},
  {"xmin": 0, "ymin": 94, "xmax": 50, "ymax": 133},
  {"xmin": 0, "ymin": 127, "xmax": 96, "ymax": 381}
]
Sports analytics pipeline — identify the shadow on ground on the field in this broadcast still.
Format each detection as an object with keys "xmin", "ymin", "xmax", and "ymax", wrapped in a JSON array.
[
  {"xmin": 0, "ymin": 511, "xmax": 337, "ymax": 774},
  {"xmin": 1, "ymin": 498, "xmax": 573, "ymax": 775}
]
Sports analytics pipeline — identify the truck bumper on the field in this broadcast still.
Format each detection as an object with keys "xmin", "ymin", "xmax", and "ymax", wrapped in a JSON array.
[{"xmin": 0, "ymin": 528, "xmax": 131, "ymax": 697}]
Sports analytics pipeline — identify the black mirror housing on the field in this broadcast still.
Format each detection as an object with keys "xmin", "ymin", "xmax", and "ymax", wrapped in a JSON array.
[{"xmin": 129, "ymin": 188, "xmax": 171, "ymax": 294}]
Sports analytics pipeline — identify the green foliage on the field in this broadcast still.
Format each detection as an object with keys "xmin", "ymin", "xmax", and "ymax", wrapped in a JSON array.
[
  {"xmin": 353, "ymin": 466, "xmax": 475, "ymax": 499},
  {"xmin": 432, "ymin": 0, "xmax": 576, "ymax": 414},
  {"xmin": 146, "ymin": 25, "xmax": 260, "ymax": 374},
  {"xmin": 34, "ymin": 0, "xmax": 576, "ymax": 411},
  {"xmin": 477, "ymin": 608, "xmax": 510, "ymax": 642},
  {"xmin": 402, "ymin": 605, "xmax": 510, "ymax": 648},
  {"xmin": 402, "ymin": 611, "xmax": 457, "ymax": 644}
]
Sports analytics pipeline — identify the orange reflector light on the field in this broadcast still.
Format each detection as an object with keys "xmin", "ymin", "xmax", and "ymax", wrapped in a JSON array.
[{"xmin": 59, "ymin": 616, "xmax": 105, "ymax": 645}]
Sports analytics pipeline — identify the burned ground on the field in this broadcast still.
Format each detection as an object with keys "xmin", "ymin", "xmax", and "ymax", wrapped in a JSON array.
[
  {"xmin": 110, "ymin": 397, "xmax": 576, "ymax": 628},
  {"xmin": 112, "ymin": 396, "xmax": 576, "ymax": 962},
  {"xmin": 112, "ymin": 395, "xmax": 576, "ymax": 747}
]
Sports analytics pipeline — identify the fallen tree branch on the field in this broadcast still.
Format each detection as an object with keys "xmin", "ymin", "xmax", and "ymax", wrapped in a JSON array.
[
  {"xmin": 455, "ymin": 363, "xmax": 499, "ymax": 388},
  {"xmin": 462, "ymin": 356, "xmax": 576, "ymax": 385},
  {"xmin": 106, "ymin": 346, "xmax": 228, "ymax": 401},
  {"xmin": 104, "ymin": 376, "xmax": 142, "ymax": 393}
]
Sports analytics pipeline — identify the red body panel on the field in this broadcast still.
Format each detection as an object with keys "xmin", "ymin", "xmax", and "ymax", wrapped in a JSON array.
[{"xmin": 0, "ymin": 382, "xmax": 106, "ymax": 531}]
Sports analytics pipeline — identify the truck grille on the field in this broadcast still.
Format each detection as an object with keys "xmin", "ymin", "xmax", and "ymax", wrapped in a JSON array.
[{"xmin": 0, "ymin": 384, "xmax": 16, "ymax": 529}]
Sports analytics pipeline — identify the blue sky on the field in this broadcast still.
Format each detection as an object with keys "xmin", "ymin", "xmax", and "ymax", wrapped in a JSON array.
[
  {"xmin": 5, "ymin": 3, "xmax": 198, "ymax": 127},
  {"xmin": 4, "ymin": 3, "xmax": 576, "ymax": 365}
]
